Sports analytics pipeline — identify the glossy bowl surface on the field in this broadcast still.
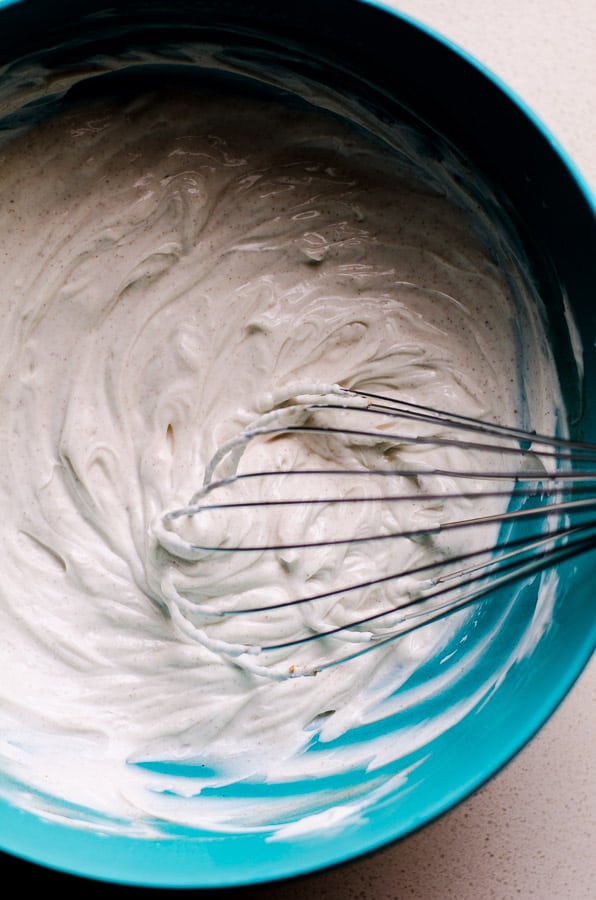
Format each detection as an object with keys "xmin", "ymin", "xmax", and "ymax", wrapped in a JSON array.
[{"xmin": 0, "ymin": 0, "xmax": 594, "ymax": 887}]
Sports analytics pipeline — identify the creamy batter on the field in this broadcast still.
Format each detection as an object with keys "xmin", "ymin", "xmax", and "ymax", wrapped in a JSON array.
[{"xmin": 0, "ymin": 83, "xmax": 563, "ymax": 832}]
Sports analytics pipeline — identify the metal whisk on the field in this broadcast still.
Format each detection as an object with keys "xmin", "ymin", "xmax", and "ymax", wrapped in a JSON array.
[{"xmin": 155, "ymin": 386, "xmax": 596, "ymax": 678}]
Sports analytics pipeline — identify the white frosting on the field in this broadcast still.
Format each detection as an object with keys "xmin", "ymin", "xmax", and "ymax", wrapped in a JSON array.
[{"xmin": 0, "ymin": 87, "xmax": 563, "ymax": 832}]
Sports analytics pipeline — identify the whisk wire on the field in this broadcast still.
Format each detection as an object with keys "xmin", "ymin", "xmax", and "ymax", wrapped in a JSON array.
[
  {"xmin": 157, "ymin": 387, "xmax": 596, "ymax": 677},
  {"xmin": 276, "ymin": 530, "xmax": 596, "ymax": 676}
]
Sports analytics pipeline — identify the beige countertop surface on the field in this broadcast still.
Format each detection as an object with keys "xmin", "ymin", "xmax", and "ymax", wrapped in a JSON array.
[{"xmin": 237, "ymin": 3, "xmax": 595, "ymax": 898}]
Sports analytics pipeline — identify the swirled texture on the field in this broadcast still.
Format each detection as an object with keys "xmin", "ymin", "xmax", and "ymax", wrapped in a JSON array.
[{"xmin": 0, "ymin": 89, "xmax": 561, "ymax": 831}]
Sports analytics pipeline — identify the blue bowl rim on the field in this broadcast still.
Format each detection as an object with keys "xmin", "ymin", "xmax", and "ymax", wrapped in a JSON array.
[{"xmin": 0, "ymin": 0, "xmax": 593, "ymax": 888}]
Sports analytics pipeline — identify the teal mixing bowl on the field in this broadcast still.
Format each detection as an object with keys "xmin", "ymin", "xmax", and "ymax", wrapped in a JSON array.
[{"xmin": 0, "ymin": 0, "xmax": 594, "ymax": 888}]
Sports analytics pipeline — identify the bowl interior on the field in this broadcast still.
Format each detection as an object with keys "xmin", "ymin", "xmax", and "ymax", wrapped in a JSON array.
[{"xmin": 0, "ymin": 0, "xmax": 595, "ymax": 887}]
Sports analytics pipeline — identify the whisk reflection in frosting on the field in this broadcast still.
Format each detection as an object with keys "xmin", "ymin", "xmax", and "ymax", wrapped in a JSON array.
[{"xmin": 154, "ymin": 387, "xmax": 596, "ymax": 678}]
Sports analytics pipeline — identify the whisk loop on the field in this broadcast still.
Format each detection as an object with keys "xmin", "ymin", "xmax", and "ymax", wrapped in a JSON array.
[{"xmin": 155, "ymin": 386, "xmax": 596, "ymax": 678}]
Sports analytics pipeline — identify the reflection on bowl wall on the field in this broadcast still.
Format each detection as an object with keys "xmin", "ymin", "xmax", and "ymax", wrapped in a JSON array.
[{"xmin": 0, "ymin": 0, "xmax": 595, "ymax": 888}]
